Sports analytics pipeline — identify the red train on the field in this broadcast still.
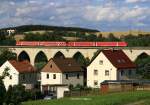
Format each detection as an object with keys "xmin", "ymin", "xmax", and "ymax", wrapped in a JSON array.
[{"xmin": 16, "ymin": 41, "xmax": 128, "ymax": 47}]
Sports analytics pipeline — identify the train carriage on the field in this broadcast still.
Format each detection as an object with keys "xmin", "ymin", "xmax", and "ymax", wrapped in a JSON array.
[{"xmin": 16, "ymin": 41, "xmax": 128, "ymax": 47}]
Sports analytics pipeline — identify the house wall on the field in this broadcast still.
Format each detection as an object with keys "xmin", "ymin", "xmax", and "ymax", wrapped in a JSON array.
[
  {"xmin": 0, "ymin": 61, "xmax": 19, "ymax": 90},
  {"xmin": 62, "ymin": 72, "xmax": 84, "ymax": 86},
  {"xmin": 41, "ymin": 72, "xmax": 62, "ymax": 86},
  {"xmin": 87, "ymin": 52, "xmax": 117, "ymax": 88},
  {"xmin": 19, "ymin": 72, "xmax": 37, "ymax": 86},
  {"xmin": 117, "ymin": 69, "xmax": 136, "ymax": 80},
  {"xmin": 56, "ymin": 86, "xmax": 69, "ymax": 99}
]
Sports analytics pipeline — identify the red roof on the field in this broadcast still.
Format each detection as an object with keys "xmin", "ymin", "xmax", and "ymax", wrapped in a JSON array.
[
  {"xmin": 9, "ymin": 60, "xmax": 36, "ymax": 73},
  {"xmin": 102, "ymin": 50, "xmax": 136, "ymax": 69}
]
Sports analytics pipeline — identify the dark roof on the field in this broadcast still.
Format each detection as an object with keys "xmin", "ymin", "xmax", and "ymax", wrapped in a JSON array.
[
  {"xmin": 52, "ymin": 58, "xmax": 83, "ymax": 72},
  {"xmin": 101, "ymin": 80, "xmax": 150, "ymax": 85},
  {"xmin": 9, "ymin": 60, "xmax": 36, "ymax": 73},
  {"xmin": 102, "ymin": 49, "xmax": 136, "ymax": 69}
]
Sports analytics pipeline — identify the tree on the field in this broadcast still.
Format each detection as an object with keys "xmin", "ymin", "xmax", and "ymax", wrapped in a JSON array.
[
  {"xmin": 0, "ymin": 67, "xmax": 10, "ymax": 105},
  {"xmin": 6, "ymin": 84, "xmax": 26, "ymax": 105},
  {"xmin": 135, "ymin": 53, "xmax": 150, "ymax": 79},
  {"xmin": 0, "ymin": 79, "xmax": 6, "ymax": 105},
  {"xmin": 107, "ymin": 33, "xmax": 120, "ymax": 41},
  {"xmin": 0, "ymin": 48, "xmax": 17, "ymax": 66},
  {"xmin": 143, "ymin": 63, "xmax": 150, "ymax": 79},
  {"xmin": 5, "ymin": 85, "xmax": 13, "ymax": 105}
]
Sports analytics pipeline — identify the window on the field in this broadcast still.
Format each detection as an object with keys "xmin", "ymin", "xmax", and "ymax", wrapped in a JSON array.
[
  {"xmin": 9, "ymin": 75, "xmax": 12, "ymax": 80},
  {"xmin": 121, "ymin": 70, "xmax": 124, "ymax": 76},
  {"xmin": 94, "ymin": 80, "xmax": 98, "ymax": 86},
  {"xmin": 77, "ymin": 73, "xmax": 80, "ymax": 79},
  {"xmin": 99, "ymin": 60, "xmax": 103, "ymax": 65},
  {"xmin": 105, "ymin": 70, "xmax": 109, "ymax": 76},
  {"xmin": 94, "ymin": 70, "xmax": 98, "ymax": 75},
  {"xmin": 129, "ymin": 70, "xmax": 132, "ymax": 75},
  {"xmin": 53, "ymin": 74, "xmax": 56, "ymax": 79},
  {"xmin": 66, "ymin": 74, "xmax": 68, "ymax": 79},
  {"xmin": 46, "ymin": 74, "xmax": 49, "ymax": 79},
  {"xmin": 22, "ymin": 74, "xmax": 25, "ymax": 80},
  {"xmin": 50, "ymin": 64, "xmax": 52, "ymax": 68}
]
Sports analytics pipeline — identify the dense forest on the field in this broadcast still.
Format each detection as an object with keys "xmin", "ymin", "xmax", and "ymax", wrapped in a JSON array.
[{"xmin": 0, "ymin": 25, "xmax": 99, "ymax": 34}]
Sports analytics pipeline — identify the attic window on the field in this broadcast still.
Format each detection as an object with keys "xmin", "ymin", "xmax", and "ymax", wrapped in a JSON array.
[
  {"xmin": 99, "ymin": 60, "xmax": 103, "ymax": 65},
  {"xmin": 50, "ymin": 65, "xmax": 52, "ymax": 68}
]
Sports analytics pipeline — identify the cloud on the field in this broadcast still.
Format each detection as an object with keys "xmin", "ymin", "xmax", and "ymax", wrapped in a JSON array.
[
  {"xmin": 83, "ymin": 5, "xmax": 120, "ymax": 22},
  {"xmin": 0, "ymin": 0, "xmax": 149, "ymax": 31},
  {"xmin": 126, "ymin": 0, "xmax": 148, "ymax": 3}
]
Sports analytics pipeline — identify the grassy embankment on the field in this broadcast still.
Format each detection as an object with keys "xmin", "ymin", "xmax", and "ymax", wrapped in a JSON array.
[{"xmin": 23, "ymin": 91, "xmax": 150, "ymax": 105}]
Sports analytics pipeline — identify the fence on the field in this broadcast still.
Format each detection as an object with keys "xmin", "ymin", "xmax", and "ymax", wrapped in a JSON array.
[
  {"xmin": 64, "ymin": 89, "xmax": 100, "ymax": 97},
  {"xmin": 101, "ymin": 80, "xmax": 150, "ymax": 94}
]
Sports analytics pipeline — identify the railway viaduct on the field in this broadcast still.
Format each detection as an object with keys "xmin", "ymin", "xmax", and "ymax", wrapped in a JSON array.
[{"xmin": 4, "ymin": 46, "xmax": 150, "ymax": 65}]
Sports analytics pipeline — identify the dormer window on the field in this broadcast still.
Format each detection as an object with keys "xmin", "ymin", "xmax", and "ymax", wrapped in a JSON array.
[{"xmin": 117, "ymin": 59, "xmax": 121, "ymax": 63}]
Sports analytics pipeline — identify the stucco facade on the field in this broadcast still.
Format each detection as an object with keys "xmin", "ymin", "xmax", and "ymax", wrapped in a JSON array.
[
  {"xmin": 41, "ymin": 72, "xmax": 62, "ymax": 85},
  {"xmin": 87, "ymin": 53, "xmax": 117, "ymax": 88},
  {"xmin": 87, "ymin": 50, "xmax": 136, "ymax": 88},
  {"xmin": 0, "ymin": 61, "xmax": 19, "ymax": 90},
  {"xmin": 62, "ymin": 72, "xmax": 84, "ymax": 86}
]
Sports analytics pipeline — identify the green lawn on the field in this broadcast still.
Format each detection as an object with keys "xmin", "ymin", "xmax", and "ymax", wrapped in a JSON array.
[
  {"xmin": 23, "ymin": 91, "xmax": 150, "ymax": 105},
  {"xmin": 143, "ymin": 99, "xmax": 150, "ymax": 105}
]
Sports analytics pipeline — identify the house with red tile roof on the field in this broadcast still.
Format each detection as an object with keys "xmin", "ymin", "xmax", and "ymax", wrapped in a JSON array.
[
  {"xmin": 40, "ymin": 58, "xmax": 84, "ymax": 92},
  {"xmin": 87, "ymin": 49, "xmax": 136, "ymax": 88},
  {"xmin": 0, "ymin": 60, "xmax": 37, "ymax": 90}
]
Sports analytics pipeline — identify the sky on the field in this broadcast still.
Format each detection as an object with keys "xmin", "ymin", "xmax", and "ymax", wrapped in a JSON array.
[{"xmin": 0, "ymin": 0, "xmax": 149, "ymax": 31}]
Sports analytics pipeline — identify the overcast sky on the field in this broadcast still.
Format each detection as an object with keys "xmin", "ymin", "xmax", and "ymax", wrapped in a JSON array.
[{"xmin": 0, "ymin": 0, "xmax": 149, "ymax": 31}]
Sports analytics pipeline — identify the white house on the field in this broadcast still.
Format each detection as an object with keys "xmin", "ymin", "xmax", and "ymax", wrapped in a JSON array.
[
  {"xmin": 40, "ymin": 58, "xmax": 84, "ymax": 93},
  {"xmin": 0, "ymin": 60, "xmax": 37, "ymax": 90},
  {"xmin": 87, "ymin": 49, "xmax": 136, "ymax": 88}
]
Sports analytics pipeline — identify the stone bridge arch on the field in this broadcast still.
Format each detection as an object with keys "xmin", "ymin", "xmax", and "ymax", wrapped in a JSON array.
[
  {"xmin": 34, "ymin": 51, "xmax": 48, "ymax": 63},
  {"xmin": 123, "ymin": 49, "xmax": 150, "ymax": 61},
  {"xmin": 18, "ymin": 51, "xmax": 30, "ymax": 62}
]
